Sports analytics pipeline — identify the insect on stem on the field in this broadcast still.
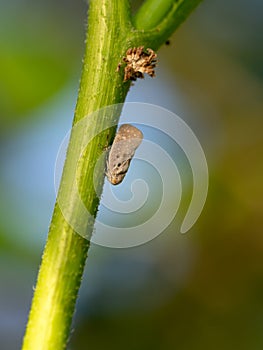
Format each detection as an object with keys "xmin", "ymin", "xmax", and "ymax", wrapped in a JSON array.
[{"xmin": 106, "ymin": 124, "xmax": 143, "ymax": 185}]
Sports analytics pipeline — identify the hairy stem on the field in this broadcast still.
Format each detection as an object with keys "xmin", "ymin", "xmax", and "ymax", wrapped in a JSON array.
[{"xmin": 22, "ymin": 0, "xmax": 203, "ymax": 349}]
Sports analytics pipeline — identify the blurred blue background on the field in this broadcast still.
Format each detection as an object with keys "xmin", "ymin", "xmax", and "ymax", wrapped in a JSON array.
[{"xmin": 1, "ymin": 0, "xmax": 263, "ymax": 349}]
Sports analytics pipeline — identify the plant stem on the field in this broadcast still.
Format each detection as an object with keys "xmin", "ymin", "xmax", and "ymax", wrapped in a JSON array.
[
  {"xmin": 22, "ymin": 1, "xmax": 131, "ymax": 349},
  {"xmin": 133, "ymin": 0, "xmax": 203, "ymax": 49},
  {"xmin": 22, "ymin": 0, "xmax": 203, "ymax": 349},
  {"xmin": 134, "ymin": 0, "xmax": 176, "ymax": 30}
]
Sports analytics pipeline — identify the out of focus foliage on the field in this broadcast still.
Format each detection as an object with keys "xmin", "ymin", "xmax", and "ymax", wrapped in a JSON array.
[
  {"xmin": 0, "ymin": 0, "xmax": 85, "ymax": 127},
  {"xmin": 0, "ymin": 0, "xmax": 263, "ymax": 349}
]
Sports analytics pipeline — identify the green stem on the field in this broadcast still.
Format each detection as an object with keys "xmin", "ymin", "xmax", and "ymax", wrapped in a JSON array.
[
  {"xmin": 133, "ymin": 0, "xmax": 203, "ymax": 49},
  {"xmin": 22, "ymin": 0, "xmax": 203, "ymax": 349},
  {"xmin": 22, "ymin": 1, "xmax": 131, "ymax": 349},
  {"xmin": 134, "ymin": 0, "xmax": 176, "ymax": 30}
]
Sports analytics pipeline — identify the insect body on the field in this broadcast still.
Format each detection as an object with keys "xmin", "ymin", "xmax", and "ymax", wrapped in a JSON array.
[{"xmin": 106, "ymin": 124, "xmax": 143, "ymax": 185}]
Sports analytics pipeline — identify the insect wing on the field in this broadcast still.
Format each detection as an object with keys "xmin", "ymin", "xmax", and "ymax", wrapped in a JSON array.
[{"xmin": 106, "ymin": 124, "xmax": 143, "ymax": 185}]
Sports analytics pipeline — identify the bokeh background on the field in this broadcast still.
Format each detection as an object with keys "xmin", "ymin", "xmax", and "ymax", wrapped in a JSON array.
[{"xmin": 1, "ymin": 0, "xmax": 263, "ymax": 349}]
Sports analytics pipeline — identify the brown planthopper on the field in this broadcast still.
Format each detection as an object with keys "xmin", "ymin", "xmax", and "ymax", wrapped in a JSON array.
[{"xmin": 106, "ymin": 124, "xmax": 143, "ymax": 185}]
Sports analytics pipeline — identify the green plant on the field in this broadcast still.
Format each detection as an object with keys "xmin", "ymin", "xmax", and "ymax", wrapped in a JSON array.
[{"xmin": 22, "ymin": 1, "xmax": 203, "ymax": 349}]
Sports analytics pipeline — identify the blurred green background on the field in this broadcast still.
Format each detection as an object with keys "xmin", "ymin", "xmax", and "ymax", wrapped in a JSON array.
[{"xmin": 1, "ymin": 0, "xmax": 263, "ymax": 349}]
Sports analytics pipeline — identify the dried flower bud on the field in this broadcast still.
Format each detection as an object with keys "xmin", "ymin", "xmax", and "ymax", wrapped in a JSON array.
[{"xmin": 122, "ymin": 46, "xmax": 157, "ymax": 82}]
